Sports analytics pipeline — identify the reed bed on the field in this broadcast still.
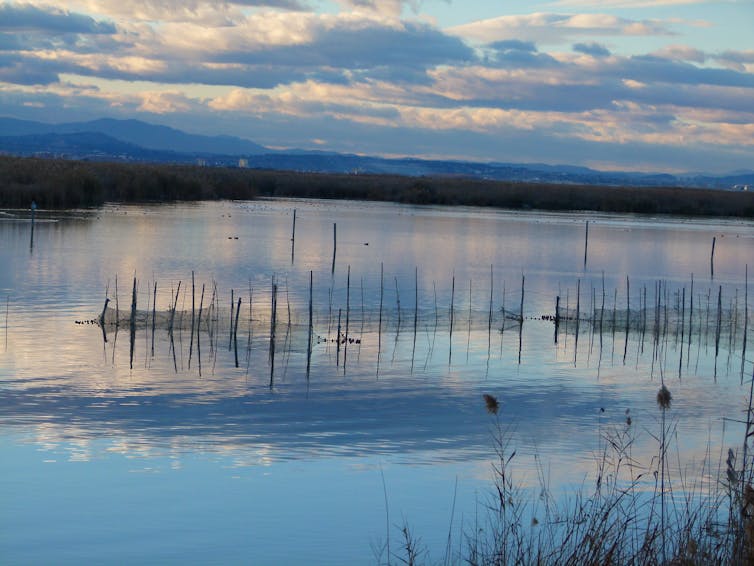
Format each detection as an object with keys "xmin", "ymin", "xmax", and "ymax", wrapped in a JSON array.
[
  {"xmin": 430, "ymin": 383, "xmax": 754, "ymax": 566},
  {"xmin": 2, "ymin": 155, "xmax": 754, "ymax": 217}
]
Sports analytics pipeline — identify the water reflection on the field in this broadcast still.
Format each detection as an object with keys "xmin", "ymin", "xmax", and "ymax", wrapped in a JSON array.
[{"xmin": 1, "ymin": 199, "xmax": 752, "ymax": 563}]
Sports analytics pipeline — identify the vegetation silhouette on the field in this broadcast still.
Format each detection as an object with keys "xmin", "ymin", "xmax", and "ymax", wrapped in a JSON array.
[{"xmin": 1, "ymin": 155, "xmax": 753, "ymax": 217}]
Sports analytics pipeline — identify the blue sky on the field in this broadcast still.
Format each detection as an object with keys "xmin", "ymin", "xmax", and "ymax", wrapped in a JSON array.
[{"xmin": 0, "ymin": 0, "xmax": 752, "ymax": 173}]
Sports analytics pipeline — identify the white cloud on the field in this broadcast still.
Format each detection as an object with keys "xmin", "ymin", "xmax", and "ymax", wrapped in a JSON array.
[
  {"xmin": 548, "ymin": 0, "xmax": 708, "ymax": 7},
  {"xmin": 20, "ymin": 0, "xmax": 308, "ymax": 24},
  {"xmin": 447, "ymin": 12, "xmax": 673, "ymax": 45},
  {"xmin": 651, "ymin": 44, "xmax": 706, "ymax": 62}
]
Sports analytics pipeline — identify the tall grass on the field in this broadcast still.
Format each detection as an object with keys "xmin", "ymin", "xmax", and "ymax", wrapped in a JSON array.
[{"xmin": 391, "ymin": 385, "xmax": 754, "ymax": 565}]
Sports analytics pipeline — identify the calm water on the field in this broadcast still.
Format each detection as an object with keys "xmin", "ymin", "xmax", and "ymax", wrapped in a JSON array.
[{"xmin": 1, "ymin": 199, "xmax": 753, "ymax": 564}]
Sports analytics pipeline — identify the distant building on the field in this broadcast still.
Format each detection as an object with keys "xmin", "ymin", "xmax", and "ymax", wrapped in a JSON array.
[
  {"xmin": 733, "ymin": 184, "xmax": 750, "ymax": 191},
  {"xmin": 196, "ymin": 158, "xmax": 208, "ymax": 167},
  {"xmin": 239, "ymin": 158, "xmax": 249, "ymax": 168}
]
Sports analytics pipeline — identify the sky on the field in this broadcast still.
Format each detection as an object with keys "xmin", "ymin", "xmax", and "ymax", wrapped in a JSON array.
[{"xmin": 0, "ymin": 0, "xmax": 752, "ymax": 173}]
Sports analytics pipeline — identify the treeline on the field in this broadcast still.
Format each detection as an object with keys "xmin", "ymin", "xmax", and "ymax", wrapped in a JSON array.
[
  {"xmin": 1, "ymin": 155, "xmax": 752, "ymax": 217},
  {"xmin": 0, "ymin": 156, "xmax": 260, "ymax": 208}
]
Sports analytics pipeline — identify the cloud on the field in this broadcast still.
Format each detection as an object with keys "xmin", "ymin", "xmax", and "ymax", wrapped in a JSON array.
[
  {"xmin": 0, "ymin": 58, "xmax": 59, "ymax": 85},
  {"xmin": 0, "ymin": 2, "xmax": 752, "ymax": 174},
  {"xmin": 715, "ymin": 49, "xmax": 754, "ymax": 72},
  {"xmin": 488, "ymin": 39, "xmax": 538, "ymax": 53},
  {"xmin": 651, "ymin": 44, "xmax": 705, "ymax": 63},
  {"xmin": 22, "ymin": 0, "xmax": 309, "ymax": 24},
  {"xmin": 448, "ymin": 12, "xmax": 673, "ymax": 45},
  {"xmin": 549, "ymin": 0, "xmax": 708, "ymax": 7},
  {"xmin": 333, "ymin": 0, "xmax": 422, "ymax": 17},
  {"xmin": 573, "ymin": 42, "xmax": 611, "ymax": 57},
  {"xmin": 0, "ymin": 3, "xmax": 115, "ymax": 34}
]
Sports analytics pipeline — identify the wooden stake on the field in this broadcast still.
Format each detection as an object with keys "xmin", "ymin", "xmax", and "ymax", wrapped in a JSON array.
[
  {"xmin": 742, "ymin": 265, "xmax": 749, "ymax": 381},
  {"xmin": 234, "ymin": 296, "xmax": 241, "ymax": 367},
  {"xmin": 332, "ymin": 222, "xmax": 337, "ymax": 274},
  {"xmin": 554, "ymin": 295, "xmax": 560, "ymax": 343},
  {"xmin": 584, "ymin": 220, "xmax": 589, "ymax": 268},
  {"xmin": 228, "ymin": 288, "xmax": 234, "ymax": 351},
  {"xmin": 151, "ymin": 281, "xmax": 157, "ymax": 346},
  {"xmin": 306, "ymin": 271, "xmax": 313, "ymax": 379},
  {"xmin": 378, "ymin": 263, "xmax": 384, "ymax": 356},
  {"xmin": 344, "ymin": 265, "xmax": 351, "ymax": 371},
  {"xmin": 168, "ymin": 281, "xmax": 180, "ymax": 335},
  {"xmin": 129, "ymin": 276, "xmax": 137, "ymax": 369},
  {"xmin": 519, "ymin": 274, "xmax": 525, "ymax": 323},
  {"xmin": 290, "ymin": 208, "xmax": 296, "ymax": 264}
]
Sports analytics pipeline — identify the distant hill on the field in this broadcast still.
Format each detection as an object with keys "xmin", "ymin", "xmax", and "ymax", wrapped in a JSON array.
[
  {"xmin": 0, "ymin": 117, "xmax": 269, "ymax": 156},
  {"xmin": 0, "ymin": 131, "xmax": 143, "ymax": 155},
  {"xmin": 0, "ymin": 116, "xmax": 751, "ymax": 190}
]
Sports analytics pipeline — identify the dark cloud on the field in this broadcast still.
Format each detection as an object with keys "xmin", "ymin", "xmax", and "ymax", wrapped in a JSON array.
[
  {"xmin": 491, "ymin": 49, "xmax": 558, "ymax": 69},
  {"xmin": 716, "ymin": 50, "xmax": 754, "ymax": 64},
  {"xmin": 0, "ymin": 4, "xmax": 116, "ymax": 34},
  {"xmin": 618, "ymin": 55, "xmax": 754, "ymax": 88},
  {"xmin": 573, "ymin": 42, "xmax": 611, "ymax": 57},
  {"xmin": 210, "ymin": 20, "xmax": 474, "ymax": 85},
  {"xmin": 0, "ymin": 52, "xmax": 61, "ymax": 85}
]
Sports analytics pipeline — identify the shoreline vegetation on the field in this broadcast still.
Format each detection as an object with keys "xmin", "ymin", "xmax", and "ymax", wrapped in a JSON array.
[{"xmin": 1, "ymin": 155, "xmax": 753, "ymax": 217}]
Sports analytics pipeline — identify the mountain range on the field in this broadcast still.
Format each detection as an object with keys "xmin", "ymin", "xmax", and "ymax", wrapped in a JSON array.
[{"xmin": 0, "ymin": 117, "xmax": 751, "ymax": 189}]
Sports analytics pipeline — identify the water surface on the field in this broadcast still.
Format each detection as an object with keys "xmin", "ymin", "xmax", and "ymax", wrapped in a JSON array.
[{"xmin": 1, "ymin": 199, "xmax": 752, "ymax": 564}]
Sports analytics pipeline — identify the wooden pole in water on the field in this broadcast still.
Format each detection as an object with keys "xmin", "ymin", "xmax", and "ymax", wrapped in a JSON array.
[
  {"xmin": 450, "ymin": 274, "xmax": 455, "ymax": 330},
  {"xmin": 168, "ymin": 281, "xmax": 180, "ymax": 335},
  {"xmin": 554, "ymin": 295, "xmax": 560, "ymax": 343},
  {"xmin": 687, "ymin": 275, "xmax": 694, "ymax": 367},
  {"xmin": 269, "ymin": 278, "xmax": 277, "ymax": 374},
  {"xmin": 715, "ymin": 284, "xmax": 722, "ymax": 360},
  {"xmin": 4, "ymin": 295, "xmax": 8, "ymax": 351},
  {"xmin": 115, "ymin": 274, "xmax": 120, "ymax": 328},
  {"xmin": 344, "ymin": 265, "xmax": 351, "ymax": 370},
  {"xmin": 711, "ymin": 236, "xmax": 716, "ymax": 279},
  {"xmin": 449, "ymin": 273, "xmax": 455, "ymax": 365},
  {"xmin": 129, "ymin": 276, "xmax": 137, "ymax": 369},
  {"xmin": 336, "ymin": 308, "xmax": 342, "ymax": 366},
  {"xmin": 742, "ymin": 265, "xmax": 749, "ymax": 381},
  {"xmin": 233, "ymin": 296, "xmax": 241, "ymax": 367},
  {"xmin": 332, "ymin": 223, "xmax": 337, "ymax": 274},
  {"xmin": 394, "ymin": 276, "xmax": 401, "ymax": 331},
  {"xmin": 519, "ymin": 274, "xmax": 525, "ymax": 323},
  {"xmin": 623, "ymin": 275, "xmax": 630, "ymax": 363},
  {"xmin": 306, "ymin": 271, "xmax": 313, "ymax": 379},
  {"xmin": 130, "ymin": 277, "xmax": 137, "ymax": 331},
  {"xmin": 414, "ymin": 267, "xmax": 419, "ymax": 337},
  {"xmin": 29, "ymin": 200, "xmax": 36, "ymax": 250},
  {"xmin": 197, "ymin": 284, "xmax": 205, "ymax": 342},
  {"xmin": 228, "ymin": 288, "xmax": 234, "ymax": 351},
  {"xmin": 584, "ymin": 220, "xmax": 589, "ymax": 269},
  {"xmin": 99, "ymin": 297, "xmax": 110, "ymax": 328},
  {"xmin": 466, "ymin": 279, "xmax": 473, "ymax": 361},
  {"xmin": 488, "ymin": 265, "xmax": 494, "ymax": 350},
  {"xmin": 189, "ymin": 274, "xmax": 196, "ymax": 366},
  {"xmin": 151, "ymin": 281, "xmax": 157, "ymax": 357},
  {"xmin": 574, "ymin": 278, "xmax": 581, "ymax": 364},
  {"xmin": 679, "ymin": 286, "xmax": 685, "ymax": 378},
  {"xmin": 290, "ymin": 208, "xmax": 296, "ymax": 264},
  {"xmin": 412, "ymin": 267, "xmax": 418, "ymax": 371},
  {"xmin": 378, "ymin": 263, "xmax": 384, "ymax": 355},
  {"xmin": 518, "ymin": 274, "xmax": 525, "ymax": 364}
]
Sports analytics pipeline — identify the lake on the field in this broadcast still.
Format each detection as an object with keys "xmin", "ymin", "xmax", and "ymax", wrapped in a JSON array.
[{"xmin": 1, "ymin": 199, "xmax": 753, "ymax": 564}]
